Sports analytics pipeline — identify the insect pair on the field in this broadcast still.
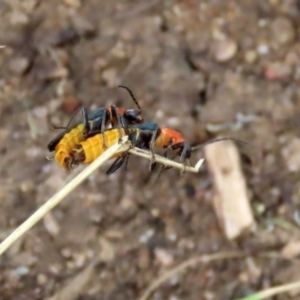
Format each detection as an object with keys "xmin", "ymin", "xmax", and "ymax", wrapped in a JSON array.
[
  {"xmin": 48, "ymin": 86, "xmax": 250, "ymax": 174},
  {"xmin": 68, "ymin": 121, "xmax": 199, "ymax": 175},
  {"xmin": 47, "ymin": 86, "xmax": 143, "ymax": 170},
  {"xmin": 48, "ymin": 86, "xmax": 203, "ymax": 174}
]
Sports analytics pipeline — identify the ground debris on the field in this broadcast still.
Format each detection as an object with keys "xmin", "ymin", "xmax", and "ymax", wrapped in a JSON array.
[
  {"xmin": 204, "ymin": 140, "xmax": 255, "ymax": 239},
  {"xmin": 281, "ymin": 241, "xmax": 300, "ymax": 259},
  {"xmin": 1, "ymin": 1, "xmax": 300, "ymax": 299},
  {"xmin": 46, "ymin": 262, "xmax": 95, "ymax": 300}
]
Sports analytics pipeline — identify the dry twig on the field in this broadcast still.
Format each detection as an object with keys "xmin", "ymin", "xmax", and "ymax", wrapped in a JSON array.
[
  {"xmin": 236, "ymin": 279, "xmax": 300, "ymax": 300},
  {"xmin": 0, "ymin": 137, "xmax": 204, "ymax": 256},
  {"xmin": 138, "ymin": 251, "xmax": 300, "ymax": 300},
  {"xmin": 138, "ymin": 251, "xmax": 246, "ymax": 300},
  {"xmin": 204, "ymin": 140, "xmax": 254, "ymax": 239}
]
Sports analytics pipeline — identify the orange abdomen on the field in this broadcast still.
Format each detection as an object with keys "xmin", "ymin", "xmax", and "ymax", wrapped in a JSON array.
[
  {"xmin": 154, "ymin": 128, "xmax": 184, "ymax": 148},
  {"xmin": 77, "ymin": 128, "xmax": 127, "ymax": 164},
  {"xmin": 54, "ymin": 124, "xmax": 85, "ymax": 168}
]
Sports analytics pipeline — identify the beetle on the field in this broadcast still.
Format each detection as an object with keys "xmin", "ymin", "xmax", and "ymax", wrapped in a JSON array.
[
  {"xmin": 106, "ymin": 124, "xmax": 251, "ymax": 174},
  {"xmin": 47, "ymin": 85, "xmax": 143, "ymax": 152},
  {"xmin": 62, "ymin": 122, "xmax": 159, "ymax": 170},
  {"xmin": 48, "ymin": 86, "xmax": 144, "ymax": 168},
  {"xmin": 62, "ymin": 122, "xmax": 196, "ymax": 171},
  {"xmin": 106, "ymin": 124, "xmax": 193, "ymax": 174},
  {"xmin": 56, "ymin": 117, "xmax": 251, "ymax": 173}
]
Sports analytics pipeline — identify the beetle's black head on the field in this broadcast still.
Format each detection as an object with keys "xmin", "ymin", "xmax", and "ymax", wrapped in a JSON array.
[{"xmin": 123, "ymin": 109, "xmax": 143, "ymax": 124}]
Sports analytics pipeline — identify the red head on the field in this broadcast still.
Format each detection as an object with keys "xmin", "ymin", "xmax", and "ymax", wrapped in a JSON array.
[
  {"xmin": 155, "ymin": 128, "xmax": 192, "ymax": 162},
  {"xmin": 155, "ymin": 128, "xmax": 184, "ymax": 148}
]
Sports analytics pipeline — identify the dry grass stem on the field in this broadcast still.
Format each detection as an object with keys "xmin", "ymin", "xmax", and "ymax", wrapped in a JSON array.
[
  {"xmin": 138, "ymin": 250, "xmax": 300, "ymax": 300},
  {"xmin": 129, "ymin": 147, "xmax": 204, "ymax": 173},
  {"xmin": 236, "ymin": 279, "xmax": 300, "ymax": 300},
  {"xmin": 138, "ymin": 251, "xmax": 246, "ymax": 300},
  {"xmin": 0, "ymin": 138, "xmax": 130, "ymax": 257},
  {"xmin": 0, "ymin": 137, "xmax": 204, "ymax": 256}
]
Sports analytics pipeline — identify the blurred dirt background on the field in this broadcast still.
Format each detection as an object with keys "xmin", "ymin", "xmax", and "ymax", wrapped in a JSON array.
[{"xmin": 2, "ymin": 0, "xmax": 300, "ymax": 299}]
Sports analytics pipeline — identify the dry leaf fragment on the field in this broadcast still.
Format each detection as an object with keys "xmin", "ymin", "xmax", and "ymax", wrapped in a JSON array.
[{"xmin": 205, "ymin": 141, "xmax": 255, "ymax": 239}]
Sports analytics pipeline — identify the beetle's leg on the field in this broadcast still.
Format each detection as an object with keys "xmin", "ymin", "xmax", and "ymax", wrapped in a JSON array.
[
  {"xmin": 111, "ymin": 105, "xmax": 129, "ymax": 143},
  {"xmin": 51, "ymin": 105, "xmax": 83, "ymax": 131},
  {"xmin": 124, "ymin": 153, "xmax": 130, "ymax": 172},
  {"xmin": 148, "ymin": 126, "xmax": 159, "ymax": 170},
  {"xmin": 81, "ymin": 107, "xmax": 91, "ymax": 139},
  {"xmin": 106, "ymin": 149, "xmax": 131, "ymax": 175},
  {"xmin": 67, "ymin": 105, "xmax": 84, "ymax": 128},
  {"xmin": 179, "ymin": 144, "xmax": 188, "ymax": 174},
  {"xmin": 99, "ymin": 110, "xmax": 108, "ymax": 149}
]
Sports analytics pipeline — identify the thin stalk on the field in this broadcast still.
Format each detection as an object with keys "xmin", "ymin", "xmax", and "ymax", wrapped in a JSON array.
[{"xmin": 0, "ymin": 137, "xmax": 204, "ymax": 256}]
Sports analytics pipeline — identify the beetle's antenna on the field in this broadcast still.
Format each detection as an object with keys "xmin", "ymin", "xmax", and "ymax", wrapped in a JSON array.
[
  {"xmin": 118, "ymin": 85, "xmax": 142, "ymax": 112},
  {"xmin": 190, "ymin": 137, "xmax": 253, "ymax": 152}
]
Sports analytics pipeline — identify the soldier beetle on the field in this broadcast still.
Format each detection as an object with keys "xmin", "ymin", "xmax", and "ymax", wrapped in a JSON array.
[
  {"xmin": 48, "ymin": 86, "xmax": 144, "ymax": 168},
  {"xmin": 58, "ymin": 120, "xmax": 250, "ymax": 172},
  {"xmin": 107, "ymin": 124, "xmax": 251, "ymax": 174},
  {"xmin": 62, "ymin": 122, "xmax": 158, "ymax": 170},
  {"xmin": 47, "ymin": 85, "xmax": 143, "ymax": 152}
]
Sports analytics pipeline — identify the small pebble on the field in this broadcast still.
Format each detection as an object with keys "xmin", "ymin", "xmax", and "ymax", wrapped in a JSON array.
[
  {"xmin": 281, "ymin": 241, "xmax": 300, "ymax": 258},
  {"xmin": 178, "ymin": 238, "xmax": 195, "ymax": 250},
  {"xmin": 99, "ymin": 238, "xmax": 115, "ymax": 262},
  {"xmin": 9, "ymin": 57, "xmax": 31, "ymax": 75},
  {"xmin": 154, "ymin": 248, "xmax": 174, "ymax": 266},
  {"xmin": 32, "ymin": 106, "xmax": 48, "ymax": 119},
  {"xmin": 258, "ymin": 19, "xmax": 268, "ymax": 27},
  {"xmin": 63, "ymin": 0, "xmax": 81, "ymax": 8},
  {"xmin": 138, "ymin": 247, "xmax": 151, "ymax": 269},
  {"xmin": 167, "ymin": 117, "xmax": 180, "ymax": 127},
  {"xmin": 49, "ymin": 264, "xmax": 62, "ymax": 275},
  {"xmin": 139, "ymin": 229, "xmax": 155, "ymax": 244},
  {"xmin": 11, "ymin": 252, "xmax": 37, "ymax": 267},
  {"xmin": 50, "ymin": 66, "xmax": 69, "ymax": 79},
  {"xmin": 36, "ymin": 273, "xmax": 48, "ymax": 285},
  {"xmin": 10, "ymin": 11, "xmax": 29, "ymax": 25},
  {"xmin": 257, "ymin": 44, "xmax": 269, "ymax": 55},
  {"xmin": 155, "ymin": 110, "xmax": 164, "ymax": 119},
  {"xmin": 15, "ymin": 266, "xmax": 29, "ymax": 276},
  {"xmin": 54, "ymin": 49, "xmax": 69, "ymax": 66},
  {"xmin": 61, "ymin": 248, "xmax": 72, "ymax": 258},
  {"xmin": 271, "ymin": 17, "xmax": 295, "ymax": 45},
  {"xmin": 167, "ymin": 233, "xmax": 177, "ymax": 242},
  {"xmin": 20, "ymin": 180, "xmax": 35, "ymax": 193},
  {"xmin": 72, "ymin": 15, "xmax": 96, "ymax": 37},
  {"xmin": 244, "ymin": 50, "xmax": 257, "ymax": 64},
  {"xmin": 25, "ymin": 147, "xmax": 43, "ymax": 157},
  {"xmin": 43, "ymin": 213, "xmax": 60, "ymax": 237},
  {"xmin": 66, "ymin": 261, "xmax": 76, "ymax": 270},
  {"xmin": 21, "ymin": 0, "xmax": 40, "ymax": 11},
  {"xmin": 211, "ymin": 38, "xmax": 238, "ymax": 62},
  {"xmin": 93, "ymin": 57, "xmax": 108, "ymax": 72},
  {"xmin": 204, "ymin": 291, "xmax": 215, "ymax": 300},
  {"xmin": 281, "ymin": 138, "xmax": 300, "ymax": 172},
  {"xmin": 168, "ymin": 275, "xmax": 180, "ymax": 286},
  {"xmin": 263, "ymin": 61, "xmax": 291, "ymax": 81},
  {"xmin": 73, "ymin": 253, "xmax": 86, "ymax": 268},
  {"xmin": 101, "ymin": 68, "xmax": 119, "ymax": 88}
]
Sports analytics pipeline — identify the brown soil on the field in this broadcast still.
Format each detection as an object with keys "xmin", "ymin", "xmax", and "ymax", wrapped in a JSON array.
[{"xmin": 1, "ymin": 1, "xmax": 300, "ymax": 299}]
